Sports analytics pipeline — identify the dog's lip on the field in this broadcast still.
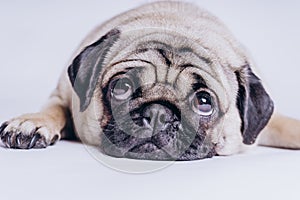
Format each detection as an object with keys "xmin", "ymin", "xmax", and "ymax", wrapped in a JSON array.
[{"xmin": 128, "ymin": 141, "xmax": 159, "ymax": 153}]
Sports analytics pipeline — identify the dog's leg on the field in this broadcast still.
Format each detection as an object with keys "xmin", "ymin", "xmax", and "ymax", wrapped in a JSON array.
[
  {"xmin": 258, "ymin": 113, "xmax": 300, "ymax": 149},
  {"xmin": 0, "ymin": 76, "xmax": 72, "ymax": 149}
]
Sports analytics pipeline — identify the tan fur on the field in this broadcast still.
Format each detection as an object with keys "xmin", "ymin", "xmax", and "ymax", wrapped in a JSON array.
[{"xmin": 259, "ymin": 113, "xmax": 300, "ymax": 149}]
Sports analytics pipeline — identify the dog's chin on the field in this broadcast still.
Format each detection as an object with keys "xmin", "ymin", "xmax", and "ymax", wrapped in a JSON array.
[
  {"xmin": 100, "ymin": 120, "xmax": 217, "ymax": 161},
  {"xmin": 125, "ymin": 137, "xmax": 216, "ymax": 161}
]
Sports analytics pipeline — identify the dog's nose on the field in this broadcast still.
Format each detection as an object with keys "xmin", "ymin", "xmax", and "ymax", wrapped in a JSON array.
[{"xmin": 143, "ymin": 104, "xmax": 171, "ymax": 132}]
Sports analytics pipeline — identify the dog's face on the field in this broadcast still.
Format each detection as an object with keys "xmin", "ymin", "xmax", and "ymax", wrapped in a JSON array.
[
  {"xmin": 100, "ymin": 39, "xmax": 223, "ymax": 161},
  {"xmin": 68, "ymin": 29, "xmax": 274, "ymax": 161}
]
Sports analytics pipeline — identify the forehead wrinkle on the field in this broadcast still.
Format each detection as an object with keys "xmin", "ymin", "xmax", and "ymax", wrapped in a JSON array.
[
  {"xmin": 178, "ymin": 47, "xmax": 212, "ymax": 65},
  {"xmin": 131, "ymin": 49, "xmax": 170, "ymax": 83},
  {"xmin": 134, "ymin": 41, "xmax": 219, "ymax": 85},
  {"xmin": 136, "ymin": 40, "xmax": 212, "ymax": 63},
  {"xmin": 101, "ymin": 60, "xmax": 154, "ymax": 87}
]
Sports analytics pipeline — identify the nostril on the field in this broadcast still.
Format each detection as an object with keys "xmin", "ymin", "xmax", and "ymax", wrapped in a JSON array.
[
  {"xmin": 142, "ymin": 118, "xmax": 152, "ymax": 129},
  {"xmin": 144, "ymin": 117, "xmax": 151, "ymax": 124},
  {"xmin": 159, "ymin": 114, "xmax": 166, "ymax": 124}
]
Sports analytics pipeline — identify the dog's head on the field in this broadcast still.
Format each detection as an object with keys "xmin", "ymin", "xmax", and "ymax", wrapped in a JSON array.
[{"xmin": 68, "ymin": 27, "xmax": 273, "ymax": 161}]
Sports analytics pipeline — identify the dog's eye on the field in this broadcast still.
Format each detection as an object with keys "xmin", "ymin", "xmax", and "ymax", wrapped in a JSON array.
[
  {"xmin": 192, "ymin": 91, "xmax": 214, "ymax": 116},
  {"xmin": 111, "ymin": 78, "xmax": 133, "ymax": 100}
]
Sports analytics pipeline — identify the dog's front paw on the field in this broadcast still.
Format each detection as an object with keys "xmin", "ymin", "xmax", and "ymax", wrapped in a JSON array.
[{"xmin": 0, "ymin": 114, "xmax": 60, "ymax": 149}]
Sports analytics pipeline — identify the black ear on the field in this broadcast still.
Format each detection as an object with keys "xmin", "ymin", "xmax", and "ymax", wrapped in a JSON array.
[
  {"xmin": 68, "ymin": 29, "xmax": 121, "ymax": 112},
  {"xmin": 235, "ymin": 65, "xmax": 274, "ymax": 144}
]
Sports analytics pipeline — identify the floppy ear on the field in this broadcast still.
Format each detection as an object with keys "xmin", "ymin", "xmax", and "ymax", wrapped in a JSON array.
[
  {"xmin": 68, "ymin": 29, "xmax": 121, "ymax": 112},
  {"xmin": 235, "ymin": 65, "xmax": 274, "ymax": 145}
]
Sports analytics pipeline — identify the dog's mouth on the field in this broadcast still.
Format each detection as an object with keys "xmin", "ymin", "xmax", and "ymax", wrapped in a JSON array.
[
  {"xmin": 126, "ymin": 141, "xmax": 173, "ymax": 160},
  {"xmin": 129, "ymin": 141, "xmax": 159, "ymax": 153},
  {"xmin": 100, "ymin": 103, "xmax": 217, "ymax": 161},
  {"xmin": 101, "ymin": 129, "xmax": 216, "ymax": 161},
  {"xmin": 125, "ymin": 136, "xmax": 217, "ymax": 161}
]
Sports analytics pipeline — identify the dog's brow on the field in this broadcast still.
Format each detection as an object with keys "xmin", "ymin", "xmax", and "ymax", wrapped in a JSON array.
[
  {"xmin": 109, "ymin": 59, "xmax": 154, "ymax": 67},
  {"xmin": 102, "ymin": 59, "xmax": 156, "ymax": 85},
  {"xmin": 178, "ymin": 47, "xmax": 212, "ymax": 65},
  {"xmin": 192, "ymin": 73, "xmax": 208, "ymax": 91}
]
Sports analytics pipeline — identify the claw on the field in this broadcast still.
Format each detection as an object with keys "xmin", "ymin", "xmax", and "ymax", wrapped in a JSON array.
[
  {"xmin": 7, "ymin": 133, "xmax": 12, "ymax": 148},
  {"xmin": 16, "ymin": 133, "xmax": 21, "ymax": 147},
  {"xmin": 0, "ymin": 122, "xmax": 8, "ymax": 137},
  {"xmin": 50, "ymin": 135, "xmax": 59, "ymax": 145},
  {"xmin": 4, "ymin": 132, "xmax": 11, "ymax": 148},
  {"xmin": 10, "ymin": 132, "xmax": 20, "ymax": 148},
  {"xmin": 28, "ymin": 133, "xmax": 41, "ymax": 149}
]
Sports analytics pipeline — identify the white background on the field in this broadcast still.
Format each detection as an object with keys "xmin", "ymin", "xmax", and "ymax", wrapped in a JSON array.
[{"xmin": 0, "ymin": 1, "xmax": 300, "ymax": 200}]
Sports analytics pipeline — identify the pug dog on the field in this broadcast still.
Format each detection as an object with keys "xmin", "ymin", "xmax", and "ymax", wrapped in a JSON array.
[{"xmin": 1, "ymin": 1, "xmax": 300, "ymax": 161}]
